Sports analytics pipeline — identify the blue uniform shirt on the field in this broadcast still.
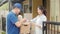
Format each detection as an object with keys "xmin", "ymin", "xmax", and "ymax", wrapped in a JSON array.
[{"xmin": 7, "ymin": 11, "xmax": 20, "ymax": 34}]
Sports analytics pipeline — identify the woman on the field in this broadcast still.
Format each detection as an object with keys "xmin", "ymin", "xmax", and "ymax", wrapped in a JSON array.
[{"xmin": 31, "ymin": 6, "xmax": 47, "ymax": 34}]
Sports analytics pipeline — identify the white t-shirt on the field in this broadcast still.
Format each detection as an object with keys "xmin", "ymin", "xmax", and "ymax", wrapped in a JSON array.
[{"xmin": 31, "ymin": 14, "xmax": 47, "ymax": 34}]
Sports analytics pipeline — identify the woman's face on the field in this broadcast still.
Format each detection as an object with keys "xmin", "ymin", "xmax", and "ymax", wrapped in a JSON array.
[{"xmin": 37, "ymin": 8, "xmax": 43, "ymax": 15}]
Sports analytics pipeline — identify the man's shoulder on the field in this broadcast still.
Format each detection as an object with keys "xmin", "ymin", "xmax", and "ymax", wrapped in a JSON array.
[
  {"xmin": 7, "ymin": 11, "xmax": 13, "ymax": 17},
  {"xmin": 8, "ymin": 11, "xmax": 13, "ymax": 15}
]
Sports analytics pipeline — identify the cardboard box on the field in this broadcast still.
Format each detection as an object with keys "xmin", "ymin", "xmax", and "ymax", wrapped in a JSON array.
[{"xmin": 20, "ymin": 22, "xmax": 31, "ymax": 34}]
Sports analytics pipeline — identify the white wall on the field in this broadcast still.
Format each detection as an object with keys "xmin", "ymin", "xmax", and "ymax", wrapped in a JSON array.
[
  {"xmin": 50, "ymin": 0, "xmax": 60, "ymax": 22},
  {"xmin": 24, "ymin": 13, "xmax": 32, "ymax": 20}
]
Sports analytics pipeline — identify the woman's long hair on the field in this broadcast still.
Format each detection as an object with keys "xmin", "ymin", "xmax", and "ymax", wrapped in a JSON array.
[{"xmin": 38, "ymin": 6, "xmax": 47, "ymax": 16}]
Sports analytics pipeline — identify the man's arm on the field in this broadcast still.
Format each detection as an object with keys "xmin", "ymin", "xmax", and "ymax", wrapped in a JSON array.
[
  {"xmin": 15, "ymin": 18, "xmax": 26, "ymax": 27},
  {"xmin": 10, "ymin": 14, "xmax": 26, "ymax": 27}
]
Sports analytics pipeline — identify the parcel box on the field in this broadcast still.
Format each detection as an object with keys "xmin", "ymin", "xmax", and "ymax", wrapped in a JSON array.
[{"xmin": 20, "ymin": 22, "xmax": 31, "ymax": 34}]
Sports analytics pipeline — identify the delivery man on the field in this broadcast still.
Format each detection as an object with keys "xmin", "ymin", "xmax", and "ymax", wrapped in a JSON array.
[{"xmin": 6, "ymin": 3, "xmax": 26, "ymax": 34}]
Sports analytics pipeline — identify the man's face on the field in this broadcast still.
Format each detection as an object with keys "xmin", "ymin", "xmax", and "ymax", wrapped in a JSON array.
[{"xmin": 15, "ymin": 8, "xmax": 20, "ymax": 15}]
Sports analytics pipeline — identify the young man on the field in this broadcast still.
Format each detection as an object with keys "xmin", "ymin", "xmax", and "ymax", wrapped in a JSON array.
[{"xmin": 6, "ymin": 3, "xmax": 26, "ymax": 34}]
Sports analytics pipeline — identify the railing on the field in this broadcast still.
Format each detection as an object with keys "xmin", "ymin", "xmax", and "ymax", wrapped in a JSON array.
[{"xmin": 43, "ymin": 21, "xmax": 60, "ymax": 34}]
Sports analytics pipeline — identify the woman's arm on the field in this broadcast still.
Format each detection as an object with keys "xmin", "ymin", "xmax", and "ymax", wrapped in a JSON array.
[{"xmin": 31, "ymin": 16, "xmax": 38, "ymax": 22}]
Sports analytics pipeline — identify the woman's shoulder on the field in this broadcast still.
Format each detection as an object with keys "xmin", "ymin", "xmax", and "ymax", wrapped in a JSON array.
[
  {"xmin": 41, "ymin": 14, "xmax": 47, "ymax": 21},
  {"xmin": 42, "ymin": 14, "xmax": 47, "ymax": 18}
]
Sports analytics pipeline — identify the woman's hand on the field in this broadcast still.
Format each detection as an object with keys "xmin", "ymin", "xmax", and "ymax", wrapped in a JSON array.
[{"xmin": 36, "ymin": 25, "xmax": 42, "ymax": 29}]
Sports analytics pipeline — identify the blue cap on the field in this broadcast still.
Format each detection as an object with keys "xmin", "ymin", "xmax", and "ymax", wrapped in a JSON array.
[{"xmin": 14, "ymin": 3, "xmax": 22, "ymax": 9}]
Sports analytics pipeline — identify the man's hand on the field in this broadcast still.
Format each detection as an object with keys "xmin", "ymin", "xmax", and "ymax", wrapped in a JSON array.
[
  {"xmin": 20, "ymin": 18, "xmax": 27, "ymax": 23},
  {"xmin": 15, "ymin": 18, "xmax": 27, "ymax": 27}
]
